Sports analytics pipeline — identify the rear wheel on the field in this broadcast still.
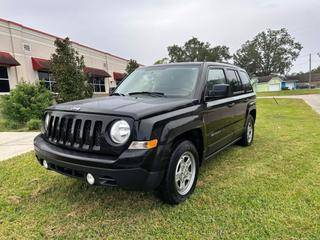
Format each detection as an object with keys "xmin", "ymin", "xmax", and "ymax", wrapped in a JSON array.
[
  {"xmin": 240, "ymin": 114, "xmax": 255, "ymax": 146},
  {"xmin": 157, "ymin": 140, "xmax": 199, "ymax": 204}
]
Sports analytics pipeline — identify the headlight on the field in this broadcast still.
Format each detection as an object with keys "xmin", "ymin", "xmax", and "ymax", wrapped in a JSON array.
[
  {"xmin": 110, "ymin": 120, "xmax": 130, "ymax": 144},
  {"xmin": 44, "ymin": 113, "xmax": 50, "ymax": 131}
]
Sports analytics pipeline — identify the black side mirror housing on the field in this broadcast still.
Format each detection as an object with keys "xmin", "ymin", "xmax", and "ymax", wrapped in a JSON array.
[{"xmin": 205, "ymin": 84, "xmax": 229, "ymax": 100}]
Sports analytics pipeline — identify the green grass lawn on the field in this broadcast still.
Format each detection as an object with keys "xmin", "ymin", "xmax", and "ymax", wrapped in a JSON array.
[
  {"xmin": 257, "ymin": 88, "xmax": 320, "ymax": 97},
  {"xmin": 1, "ymin": 99, "xmax": 320, "ymax": 239}
]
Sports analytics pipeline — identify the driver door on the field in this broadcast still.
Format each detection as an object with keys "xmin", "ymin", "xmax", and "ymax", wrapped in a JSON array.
[{"xmin": 203, "ymin": 67, "xmax": 234, "ymax": 156}]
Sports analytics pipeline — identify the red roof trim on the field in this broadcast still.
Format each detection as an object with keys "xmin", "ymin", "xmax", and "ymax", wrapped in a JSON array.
[
  {"xmin": 113, "ymin": 72, "xmax": 127, "ymax": 81},
  {"xmin": 84, "ymin": 67, "xmax": 111, "ymax": 78},
  {"xmin": 0, "ymin": 51, "xmax": 20, "ymax": 66},
  {"xmin": 0, "ymin": 18, "xmax": 131, "ymax": 63},
  {"xmin": 31, "ymin": 57, "xmax": 50, "ymax": 71}
]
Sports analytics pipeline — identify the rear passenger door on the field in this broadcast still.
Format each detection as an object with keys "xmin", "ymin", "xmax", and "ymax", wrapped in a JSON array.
[
  {"xmin": 204, "ymin": 67, "xmax": 234, "ymax": 155},
  {"xmin": 226, "ymin": 69, "xmax": 247, "ymax": 138}
]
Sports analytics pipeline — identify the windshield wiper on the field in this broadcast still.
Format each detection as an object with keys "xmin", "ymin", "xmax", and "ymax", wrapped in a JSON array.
[
  {"xmin": 111, "ymin": 92, "xmax": 125, "ymax": 96},
  {"xmin": 128, "ymin": 91, "xmax": 166, "ymax": 97}
]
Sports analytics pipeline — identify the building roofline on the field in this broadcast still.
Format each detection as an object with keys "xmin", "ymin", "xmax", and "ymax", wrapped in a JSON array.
[{"xmin": 0, "ymin": 17, "xmax": 130, "ymax": 62}]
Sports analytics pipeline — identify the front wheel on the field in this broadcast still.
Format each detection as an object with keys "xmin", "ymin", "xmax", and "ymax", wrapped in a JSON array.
[
  {"xmin": 240, "ymin": 114, "xmax": 255, "ymax": 146},
  {"xmin": 157, "ymin": 140, "xmax": 199, "ymax": 204}
]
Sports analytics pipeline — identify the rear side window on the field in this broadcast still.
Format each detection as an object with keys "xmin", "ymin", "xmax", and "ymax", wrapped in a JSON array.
[
  {"xmin": 206, "ymin": 68, "xmax": 227, "ymax": 95},
  {"xmin": 227, "ymin": 69, "xmax": 243, "ymax": 95},
  {"xmin": 238, "ymin": 71, "xmax": 253, "ymax": 92}
]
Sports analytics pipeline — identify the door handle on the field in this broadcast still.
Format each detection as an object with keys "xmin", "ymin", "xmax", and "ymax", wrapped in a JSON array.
[{"xmin": 228, "ymin": 102, "xmax": 235, "ymax": 107}]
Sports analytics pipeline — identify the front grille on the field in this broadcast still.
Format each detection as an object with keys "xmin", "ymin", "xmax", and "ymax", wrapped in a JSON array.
[
  {"xmin": 44, "ymin": 111, "xmax": 133, "ymax": 155},
  {"xmin": 46, "ymin": 113, "xmax": 105, "ymax": 152}
]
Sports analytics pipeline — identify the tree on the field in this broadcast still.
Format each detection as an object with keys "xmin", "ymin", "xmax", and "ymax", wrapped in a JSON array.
[
  {"xmin": 51, "ymin": 37, "xmax": 92, "ymax": 103},
  {"xmin": 233, "ymin": 28, "xmax": 302, "ymax": 76},
  {"xmin": 154, "ymin": 57, "xmax": 169, "ymax": 65},
  {"xmin": 312, "ymin": 65, "xmax": 320, "ymax": 74},
  {"xmin": 126, "ymin": 59, "xmax": 140, "ymax": 74},
  {"xmin": 167, "ymin": 37, "xmax": 231, "ymax": 63}
]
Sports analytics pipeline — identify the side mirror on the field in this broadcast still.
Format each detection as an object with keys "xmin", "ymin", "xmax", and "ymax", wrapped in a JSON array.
[{"xmin": 205, "ymin": 84, "xmax": 229, "ymax": 100}]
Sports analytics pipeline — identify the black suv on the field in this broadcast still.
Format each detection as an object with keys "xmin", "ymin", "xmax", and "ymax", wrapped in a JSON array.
[{"xmin": 34, "ymin": 62, "xmax": 256, "ymax": 204}]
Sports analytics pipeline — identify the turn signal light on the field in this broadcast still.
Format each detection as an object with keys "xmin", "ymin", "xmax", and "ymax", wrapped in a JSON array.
[{"xmin": 129, "ymin": 139, "xmax": 158, "ymax": 150}]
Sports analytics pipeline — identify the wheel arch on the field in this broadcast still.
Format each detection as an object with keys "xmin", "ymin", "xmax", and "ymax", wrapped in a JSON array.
[
  {"xmin": 168, "ymin": 128, "xmax": 205, "ymax": 166},
  {"xmin": 249, "ymin": 108, "xmax": 256, "ymax": 122}
]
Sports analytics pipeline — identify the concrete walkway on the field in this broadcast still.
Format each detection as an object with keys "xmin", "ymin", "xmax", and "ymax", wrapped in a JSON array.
[
  {"xmin": 258, "ymin": 94, "xmax": 320, "ymax": 114},
  {"xmin": 0, "ymin": 132, "xmax": 39, "ymax": 161}
]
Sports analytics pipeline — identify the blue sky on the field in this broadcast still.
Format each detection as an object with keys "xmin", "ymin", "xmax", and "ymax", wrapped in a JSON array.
[{"xmin": 1, "ymin": 0, "xmax": 319, "ymax": 73}]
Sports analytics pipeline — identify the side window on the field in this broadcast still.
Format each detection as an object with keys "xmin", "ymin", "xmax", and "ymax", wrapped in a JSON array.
[
  {"xmin": 0, "ymin": 66, "xmax": 10, "ymax": 92},
  {"xmin": 227, "ymin": 69, "xmax": 243, "ymax": 95},
  {"xmin": 206, "ymin": 68, "xmax": 227, "ymax": 98},
  {"xmin": 238, "ymin": 71, "xmax": 253, "ymax": 92}
]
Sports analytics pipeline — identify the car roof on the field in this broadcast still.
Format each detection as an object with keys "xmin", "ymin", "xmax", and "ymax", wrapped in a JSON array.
[{"xmin": 140, "ymin": 62, "xmax": 246, "ymax": 72}]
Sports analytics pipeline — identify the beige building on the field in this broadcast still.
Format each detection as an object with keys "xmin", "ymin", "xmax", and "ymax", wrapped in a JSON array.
[{"xmin": 0, "ymin": 18, "xmax": 128, "ymax": 95}]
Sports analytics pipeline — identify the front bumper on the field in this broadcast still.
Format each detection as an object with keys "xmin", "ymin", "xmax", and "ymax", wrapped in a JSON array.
[{"xmin": 34, "ymin": 135, "xmax": 164, "ymax": 191}]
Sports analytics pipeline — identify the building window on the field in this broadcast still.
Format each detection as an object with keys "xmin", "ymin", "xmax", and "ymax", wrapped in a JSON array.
[
  {"xmin": 38, "ymin": 71, "xmax": 55, "ymax": 91},
  {"xmin": 0, "ymin": 66, "xmax": 10, "ymax": 92},
  {"xmin": 89, "ymin": 76, "xmax": 106, "ymax": 93}
]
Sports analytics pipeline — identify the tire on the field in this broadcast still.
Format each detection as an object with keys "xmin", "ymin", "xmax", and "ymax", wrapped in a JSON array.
[
  {"xmin": 157, "ymin": 140, "xmax": 199, "ymax": 205},
  {"xmin": 240, "ymin": 114, "xmax": 255, "ymax": 146}
]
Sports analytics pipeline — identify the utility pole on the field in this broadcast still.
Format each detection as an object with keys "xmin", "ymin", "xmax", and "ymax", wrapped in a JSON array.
[{"xmin": 309, "ymin": 53, "xmax": 312, "ymax": 89}]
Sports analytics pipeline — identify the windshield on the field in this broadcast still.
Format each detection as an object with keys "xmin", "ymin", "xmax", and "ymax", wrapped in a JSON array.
[{"xmin": 114, "ymin": 65, "xmax": 200, "ymax": 98}]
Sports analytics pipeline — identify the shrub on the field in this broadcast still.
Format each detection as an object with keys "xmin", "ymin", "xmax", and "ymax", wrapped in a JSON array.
[
  {"xmin": 2, "ymin": 119, "xmax": 23, "ymax": 130},
  {"xmin": 1, "ymin": 82, "xmax": 53, "ymax": 124},
  {"xmin": 27, "ymin": 119, "xmax": 42, "ymax": 130}
]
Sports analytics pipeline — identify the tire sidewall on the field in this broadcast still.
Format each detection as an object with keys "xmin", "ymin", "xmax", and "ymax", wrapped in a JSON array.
[
  {"xmin": 166, "ymin": 140, "xmax": 199, "ymax": 203},
  {"xmin": 245, "ymin": 115, "xmax": 254, "ymax": 145}
]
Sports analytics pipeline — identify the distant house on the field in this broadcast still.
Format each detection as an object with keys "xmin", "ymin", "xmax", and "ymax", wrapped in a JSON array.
[
  {"xmin": 250, "ymin": 72, "xmax": 320, "ymax": 92},
  {"xmin": 281, "ymin": 80, "xmax": 298, "ymax": 90},
  {"xmin": 286, "ymin": 73, "xmax": 320, "ymax": 88},
  {"xmin": 251, "ymin": 75, "xmax": 284, "ymax": 92}
]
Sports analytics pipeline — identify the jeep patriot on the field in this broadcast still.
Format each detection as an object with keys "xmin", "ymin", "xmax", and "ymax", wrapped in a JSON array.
[{"xmin": 34, "ymin": 62, "xmax": 256, "ymax": 204}]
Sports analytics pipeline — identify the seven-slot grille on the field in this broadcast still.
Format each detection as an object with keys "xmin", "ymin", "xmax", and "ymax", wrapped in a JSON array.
[{"xmin": 46, "ymin": 113, "xmax": 104, "ymax": 152}]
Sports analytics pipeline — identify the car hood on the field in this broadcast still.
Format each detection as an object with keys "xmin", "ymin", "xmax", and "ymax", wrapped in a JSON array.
[{"xmin": 48, "ymin": 96, "xmax": 198, "ymax": 120}]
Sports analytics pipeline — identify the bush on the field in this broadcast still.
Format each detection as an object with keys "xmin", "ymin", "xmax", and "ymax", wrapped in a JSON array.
[
  {"xmin": 1, "ymin": 119, "xmax": 23, "ymax": 130},
  {"xmin": 27, "ymin": 119, "xmax": 42, "ymax": 130},
  {"xmin": 1, "ymin": 82, "xmax": 53, "ymax": 124}
]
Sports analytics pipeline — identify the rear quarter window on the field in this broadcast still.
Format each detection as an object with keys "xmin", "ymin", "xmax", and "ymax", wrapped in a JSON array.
[{"xmin": 239, "ymin": 71, "xmax": 253, "ymax": 93}]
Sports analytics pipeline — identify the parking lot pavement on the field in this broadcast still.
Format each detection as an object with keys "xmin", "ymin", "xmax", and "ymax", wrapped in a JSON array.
[
  {"xmin": 258, "ymin": 94, "xmax": 320, "ymax": 114},
  {"xmin": 0, "ymin": 132, "xmax": 39, "ymax": 161}
]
